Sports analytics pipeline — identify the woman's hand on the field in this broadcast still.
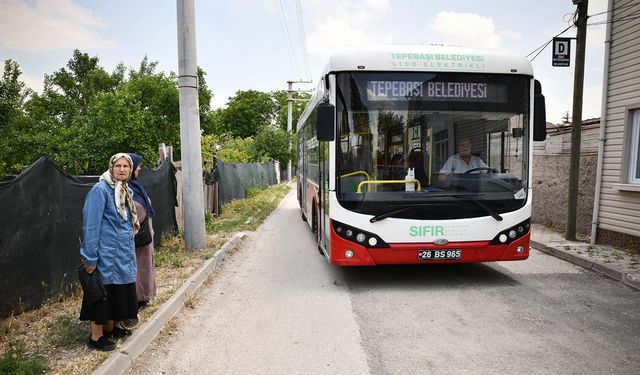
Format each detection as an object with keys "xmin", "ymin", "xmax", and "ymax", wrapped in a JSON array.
[{"xmin": 84, "ymin": 265, "xmax": 96, "ymax": 274}]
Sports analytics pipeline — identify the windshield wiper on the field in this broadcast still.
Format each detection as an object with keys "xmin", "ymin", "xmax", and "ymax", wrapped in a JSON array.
[
  {"xmin": 453, "ymin": 195, "xmax": 503, "ymax": 221},
  {"xmin": 369, "ymin": 206, "xmax": 415, "ymax": 223},
  {"xmin": 368, "ymin": 196, "xmax": 503, "ymax": 223}
]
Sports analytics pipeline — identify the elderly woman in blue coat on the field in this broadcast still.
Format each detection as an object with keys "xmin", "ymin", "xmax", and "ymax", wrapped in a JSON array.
[{"xmin": 80, "ymin": 153, "xmax": 139, "ymax": 351}]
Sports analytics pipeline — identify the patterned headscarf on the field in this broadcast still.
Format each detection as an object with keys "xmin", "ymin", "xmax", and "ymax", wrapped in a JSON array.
[{"xmin": 99, "ymin": 153, "xmax": 139, "ymax": 233}]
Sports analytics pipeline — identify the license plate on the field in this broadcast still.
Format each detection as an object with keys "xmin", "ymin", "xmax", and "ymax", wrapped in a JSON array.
[{"xmin": 418, "ymin": 249, "xmax": 462, "ymax": 261}]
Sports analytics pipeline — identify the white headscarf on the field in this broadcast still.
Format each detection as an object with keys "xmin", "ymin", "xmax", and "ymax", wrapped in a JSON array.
[{"xmin": 99, "ymin": 153, "xmax": 139, "ymax": 233}]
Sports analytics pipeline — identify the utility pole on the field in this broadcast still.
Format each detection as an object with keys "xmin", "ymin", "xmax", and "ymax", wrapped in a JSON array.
[
  {"xmin": 177, "ymin": 0, "xmax": 206, "ymax": 250},
  {"xmin": 287, "ymin": 80, "xmax": 312, "ymax": 181},
  {"xmin": 566, "ymin": 0, "xmax": 588, "ymax": 240}
]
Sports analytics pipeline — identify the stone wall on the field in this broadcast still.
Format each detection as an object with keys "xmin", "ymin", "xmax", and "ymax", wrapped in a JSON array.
[
  {"xmin": 531, "ymin": 123, "xmax": 600, "ymax": 240},
  {"xmin": 532, "ymin": 153, "xmax": 597, "ymax": 240}
]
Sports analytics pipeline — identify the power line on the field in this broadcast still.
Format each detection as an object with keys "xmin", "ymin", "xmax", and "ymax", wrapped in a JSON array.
[
  {"xmin": 527, "ymin": 8, "xmax": 577, "ymax": 61},
  {"xmin": 276, "ymin": 0, "xmax": 302, "ymax": 79},
  {"xmin": 525, "ymin": 3, "xmax": 640, "ymax": 62},
  {"xmin": 527, "ymin": 24, "xmax": 574, "ymax": 62},
  {"xmin": 587, "ymin": 0, "xmax": 638, "ymax": 18},
  {"xmin": 587, "ymin": 9, "xmax": 640, "ymax": 26},
  {"xmin": 294, "ymin": 0, "xmax": 312, "ymax": 86}
]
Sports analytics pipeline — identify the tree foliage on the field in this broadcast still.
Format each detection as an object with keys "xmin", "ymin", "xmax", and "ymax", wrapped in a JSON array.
[
  {"xmin": 201, "ymin": 134, "xmax": 254, "ymax": 167},
  {"xmin": 271, "ymin": 90, "xmax": 311, "ymax": 132},
  {"xmin": 0, "ymin": 51, "xmax": 190, "ymax": 175},
  {"xmin": 0, "ymin": 60, "xmax": 32, "ymax": 173},
  {"xmin": 218, "ymin": 90, "xmax": 274, "ymax": 138},
  {"xmin": 252, "ymin": 127, "xmax": 290, "ymax": 163},
  {"xmin": 1, "ymin": 50, "xmax": 302, "ymax": 176}
]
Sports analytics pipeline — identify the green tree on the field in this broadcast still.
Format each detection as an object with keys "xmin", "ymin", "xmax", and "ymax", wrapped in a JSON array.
[
  {"xmin": 16, "ymin": 50, "xmax": 125, "ymax": 173},
  {"xmin": 218, "ymin": 90, "xmax": 274, "ymax": 138},
  {"xmin": 202, "ymin": 107, "xmax": 224, "ymax": 136},
  {"xmin": 78, "ymin": 57, "xmax": 180, "ymax": 173},
  {"xmin": 197, "ymin": 67, "xmax": 214, "ymax": 131},
  {"xmin": 0, "ymin": 59, "xmax": 30, "ymax": 129},
  {"xmin": 0, "ymin": 60, "xmax": 33, "ymax": 174},
  {"xmin": 272, "ymin": 90, "xmax": 310, "ymax": 132},
  {"xmin": 252, "ymin": 127, "xmax": 290, "ymax": 163},
  {"xmin": 202, "ymin": 133, "xmax": 253, "ymax": 165}
]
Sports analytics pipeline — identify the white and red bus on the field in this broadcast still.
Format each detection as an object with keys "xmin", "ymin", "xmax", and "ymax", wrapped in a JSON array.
[{"xmin": 297, "ymin": 44, "xmax": 546, "ymax": 266}]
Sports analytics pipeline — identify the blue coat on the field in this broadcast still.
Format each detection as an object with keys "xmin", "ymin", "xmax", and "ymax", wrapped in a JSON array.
[{"xmin": 80, "ymin": 180, "xmax": 137, "ymax": 285}]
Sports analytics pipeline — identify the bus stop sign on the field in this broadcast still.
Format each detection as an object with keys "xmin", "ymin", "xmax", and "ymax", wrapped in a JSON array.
[{"xmin": 552, "ymin": 37, "xmax": 571, "ymax": 67}]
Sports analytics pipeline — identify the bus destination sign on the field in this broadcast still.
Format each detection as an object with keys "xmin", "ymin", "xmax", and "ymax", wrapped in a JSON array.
[{"xmin": 366, "ymin": 80, "xmax": 507, "ymax": 103}]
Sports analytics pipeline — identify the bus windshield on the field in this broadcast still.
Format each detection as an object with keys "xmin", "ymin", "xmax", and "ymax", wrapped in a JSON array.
[{"xmin": 335, "ymin": 72, "xmax": 531, "ymax": 220}]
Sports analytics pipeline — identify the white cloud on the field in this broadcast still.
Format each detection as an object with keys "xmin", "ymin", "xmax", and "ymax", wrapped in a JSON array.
[
  {"xmin": 0, "ymin": 0, "xmax": 115, "ymax": 52},
  {"xmin": 499, "ymin": 29, "xmax": 523, "ymax": 41},
  {"xmin": 307, "ymin": 18, "xmax": 371, "ymax": 53},
  {"xmin": 305, "ymin": 0, "xmax": 392, "ymax": 60},
  {"xmin": 429, "ymin": 11, "xmax": 502, "ymax": 49}
]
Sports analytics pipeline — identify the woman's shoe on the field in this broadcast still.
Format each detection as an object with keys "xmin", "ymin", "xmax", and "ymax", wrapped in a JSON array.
[
  {"xmin": 88, "ymin": 335, "xmax": 116, "ymax": 351},
  {"xmin": 104, "ymin": 326, "xmax": 132, "ymax": 338}
]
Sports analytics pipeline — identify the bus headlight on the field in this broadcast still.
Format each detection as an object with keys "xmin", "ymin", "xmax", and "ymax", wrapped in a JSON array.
[
  {"xmin": 489, "ymin": 219, "xmax": 531, "ymax": 245},
  {"xmin": 345, "ymin": 249, "xmax": 354, "ymax": 258},
  {"xmin": 516, "ymin": 245, "xmax": 525, "ymax": 254},
  {"xmin": 332, "ymin": 220, "xmax": 390, "ymax": 248}
]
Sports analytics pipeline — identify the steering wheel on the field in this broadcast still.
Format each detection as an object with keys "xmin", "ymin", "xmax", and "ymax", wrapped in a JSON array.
[{"xmin": 464, "ymin": 167, "xmax": 498, "ymax": 174}]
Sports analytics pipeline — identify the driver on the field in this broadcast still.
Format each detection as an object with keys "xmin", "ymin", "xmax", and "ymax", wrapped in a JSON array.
[{"xmin": 438, "ymin": 137, "xmax": 488, "ymax": 183}]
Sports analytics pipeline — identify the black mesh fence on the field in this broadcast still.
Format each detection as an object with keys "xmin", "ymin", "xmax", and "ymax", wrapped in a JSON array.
[
  {"xmin": 0, "ymin": 155, "xmax": 177, "ymax": 318},
  {"xmin": 208, "ymin": 156, "xmax": 278, "ymax": 205}
]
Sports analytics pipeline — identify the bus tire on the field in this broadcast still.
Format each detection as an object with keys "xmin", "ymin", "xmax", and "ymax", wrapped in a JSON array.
[
  {"xmin": 311, "ymin": 204, "xmax": 318, "ymax": 242},
  {"xmin": 301, "ymin": 212, "xmax": 307, "ymax": 222}
]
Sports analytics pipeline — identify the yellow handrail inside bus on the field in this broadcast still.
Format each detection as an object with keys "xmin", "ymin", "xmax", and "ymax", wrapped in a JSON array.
[
  {"xmin": 357, "ymin": 179, "xmax": 421, "ymax": 193},
  {"xmin": 340, "ymin": 171, "xmax": 371, "ymax": 181}
]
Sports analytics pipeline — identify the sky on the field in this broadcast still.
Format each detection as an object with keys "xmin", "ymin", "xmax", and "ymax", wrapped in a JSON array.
[{"xmin": 0, "ymin": 0, "xmax": 609, "ymax": 124}]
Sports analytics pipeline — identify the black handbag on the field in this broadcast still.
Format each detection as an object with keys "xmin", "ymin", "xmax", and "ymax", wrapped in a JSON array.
[
  {"xmin": 77, "ymin": 264, "xmax": 107, "ymax": 304},
  {"xmin": 135, "ymin": 214, "xmax": 152, "ymax": 247}
]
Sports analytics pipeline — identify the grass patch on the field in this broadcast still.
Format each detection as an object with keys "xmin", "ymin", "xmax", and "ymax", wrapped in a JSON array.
[
  {"xmin": 49, "ymin": 314, "xmax": 86, "ymax": 348},
  {"xmin": 0, "ymin": 344, "xmax": 48, "ymax": 375},
  {"xmin": 206, "ymin": 183, "xmax": 290, "ymax": 234},
  {"xmin": 155, "ymin": 235, "xmax": 187, "ymax": 268}
]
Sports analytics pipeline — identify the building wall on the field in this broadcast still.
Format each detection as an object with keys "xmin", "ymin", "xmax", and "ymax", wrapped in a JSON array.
[
  {"xmin": 596, "ymin": 0, "xmax": 640, "ymax": 249},
  {"xmin": 532, "ymin": 125, "xmax": 598, "ymax": 238}
]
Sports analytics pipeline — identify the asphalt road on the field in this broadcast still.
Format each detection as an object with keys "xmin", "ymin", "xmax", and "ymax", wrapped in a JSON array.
[{"xmin": 127, "ymin": 189, "xmax": 640, "ymax": 375}]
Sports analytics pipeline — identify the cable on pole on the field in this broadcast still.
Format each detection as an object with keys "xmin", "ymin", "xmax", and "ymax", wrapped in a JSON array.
[{"xmin": 276, "ymin": 0, "xmax": 302, "ymax": 79}]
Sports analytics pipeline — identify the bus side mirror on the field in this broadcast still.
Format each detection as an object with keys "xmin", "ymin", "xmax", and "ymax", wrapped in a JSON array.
[
  {"xmin": 316, "ymin": 102, "xmax": 335, "ymax": 141},
  {"xmin": 533, "ymin": 80, "xmax": 547, "ymax": 142}
]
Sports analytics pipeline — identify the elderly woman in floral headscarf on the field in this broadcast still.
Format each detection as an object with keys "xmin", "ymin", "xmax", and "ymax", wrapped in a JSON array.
[{"xmin": 79, "ymin": 153, "xmax": 139, "ymax": 352}]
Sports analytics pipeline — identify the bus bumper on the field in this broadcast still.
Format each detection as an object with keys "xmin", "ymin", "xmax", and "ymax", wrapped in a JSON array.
[{"xmin": 329, "ymin": 229, "xmax": 530, "ymax": 266}]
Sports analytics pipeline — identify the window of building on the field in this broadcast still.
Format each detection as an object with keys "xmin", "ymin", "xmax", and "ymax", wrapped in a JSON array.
[{"xmin": 630, "ymin": 109, "xmax": 640, "ymax": 184}]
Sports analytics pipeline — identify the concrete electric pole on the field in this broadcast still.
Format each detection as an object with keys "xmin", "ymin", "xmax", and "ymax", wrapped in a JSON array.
[
  {"xmin": 177, "ymin": 0, "xmax": 206, "ymax": 250},
  {"xmin": 287, "ymin": 80, "xmax": 312, "ymax": 181},
  {"xmin": 566, "ymin": 0, "xmax": 588, "ymax": 241}
]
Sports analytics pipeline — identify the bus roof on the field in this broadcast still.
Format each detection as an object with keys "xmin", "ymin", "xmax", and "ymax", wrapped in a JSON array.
[{"xmin": 323, "ymin": 44, "xmax": 534, "ymax": 76}]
